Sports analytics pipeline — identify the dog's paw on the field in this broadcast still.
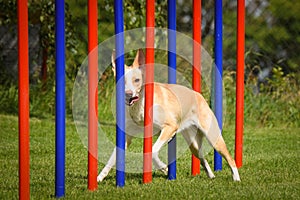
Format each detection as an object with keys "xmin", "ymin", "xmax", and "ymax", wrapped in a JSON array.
[
  {"xmin": 160, "ymin": 167, "xmax": 168, "ymax": 176},
  {"xmin": 208, "ymin": 173, "xmax": 215, "ymax": 179},
  {"xmin": 233, "ymin": 175, "xmax": 241, "ymax": 182},
  {"xmin": 232, "ymin": 167, "xmax": 241, "ymax": 181},
  {"xmin": 97, "ymin": 171, "xmax": 108, "ymax": 182},
  {"xmin": 97, "ymin": 174, "xmax": 104, "ymax": 182},
  {"xmin": 97, "ymin": 167, "xmax": 111, "ymax": 182}
]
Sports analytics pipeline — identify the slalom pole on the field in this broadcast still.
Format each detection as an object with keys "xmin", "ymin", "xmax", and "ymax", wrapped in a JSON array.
[
  {"xmin": 88, "ymin": 0, "xmax": 98, "ymax": 191},
  {"xmin": 214, "ymin": 0, "xmax": 223, "ymax": 171},
  {"xmin": 55, "ymin": 0, "xmax": 66, "ymax": 197},
  {"xmin": 192, "ymin": 0, "xmax": 201, "ymax": 176},
  {"xmin": 18, "ymin": 0, "xmax": 30, "ymax": 199},
  {"xmin": 167, "ymin": 0, "xmax": 177, "ymax": 181},
  {"xmin": 235, "ymin": 0, "xmax": 245, "ymax": 168},
  {"xmin": 114, "ymin": 0, "xmax": 126, "ymax": 187},
  {"xmin": 143, "ymin": 0, "xmax": 155, "ymax": 184}
]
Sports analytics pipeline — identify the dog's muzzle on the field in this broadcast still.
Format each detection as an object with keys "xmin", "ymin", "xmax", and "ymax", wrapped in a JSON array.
[{"xmin": 125, "ymin": 93, "xmax": 139, "ymax": 106}]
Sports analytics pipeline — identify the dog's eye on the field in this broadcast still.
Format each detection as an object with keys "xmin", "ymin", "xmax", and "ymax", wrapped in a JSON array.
[{"xmin": 134, "ymin": 78, "xmax": 140, "ymax": 83}]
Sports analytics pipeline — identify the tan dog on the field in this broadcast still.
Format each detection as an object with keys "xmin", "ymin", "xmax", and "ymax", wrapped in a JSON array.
[{"xmin": 97, "ymin": 50, "xmax": 240, "ymax": 182}]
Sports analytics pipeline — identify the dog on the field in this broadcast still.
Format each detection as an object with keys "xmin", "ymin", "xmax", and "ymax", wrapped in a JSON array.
[{"xmin": 97, "ymin": 49, "xmax": 240, "ymax": 182}]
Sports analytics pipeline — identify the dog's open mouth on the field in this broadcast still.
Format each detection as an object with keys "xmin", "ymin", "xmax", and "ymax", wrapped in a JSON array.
[{"xmin": 127, "ymin": 96, "xmax": 139, "ymax": 106}]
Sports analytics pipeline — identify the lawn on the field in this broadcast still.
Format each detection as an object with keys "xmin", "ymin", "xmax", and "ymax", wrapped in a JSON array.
[{"xmin": 0, "ymin": 114, "xmax": 299, "ymax": 199}]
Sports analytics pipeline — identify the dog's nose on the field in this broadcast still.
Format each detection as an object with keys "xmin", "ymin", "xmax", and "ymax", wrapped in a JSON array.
[
  {"xmin": 125, "ymin": 90, "xmax": 133, "ymax": 105},
  {"xmin": 125, "ymin": 90, "xmax": 133, "ymax": 97},
  {"xmin": 125, "ymin": 90, "xmax": 133, "ymax": 102}
]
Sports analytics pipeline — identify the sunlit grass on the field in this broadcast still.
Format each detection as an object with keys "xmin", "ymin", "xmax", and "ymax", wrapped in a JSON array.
[{"xmin": 0, "ymin": 115, "xmax": 299, "ymax": 199}]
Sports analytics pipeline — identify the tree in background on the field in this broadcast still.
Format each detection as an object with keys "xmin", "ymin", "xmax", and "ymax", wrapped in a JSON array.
[
  {"xmin": 245, "ymin": 0, "xmax": 300, "ymax": 79},
  {"xmin": 0, "ymin": 0, "xmax": 299, "ymax": 116}
]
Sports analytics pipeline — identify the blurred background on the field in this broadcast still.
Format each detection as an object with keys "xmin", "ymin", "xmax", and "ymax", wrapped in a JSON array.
[{"xmin": 0, "ymin": 0, "xmax": 299, "ymax": 127}]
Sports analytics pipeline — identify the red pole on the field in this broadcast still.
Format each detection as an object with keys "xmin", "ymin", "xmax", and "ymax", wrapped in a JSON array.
[
  {"xmin": 88, "ymin": 0, "xmax": 98, "ymax": 190},
  {"xmin": 18, "ymin": 0, "xmax": 30, "ymax": 199},
  {"xmin": 143, "ymin": 0, "xmax": 155, "ymax": 184},
  {"xmin": 235, "ymin": 0, "xmax": 245, "ymax": 168},
  {"xmin": 192, "ymin": 0, "xmax": 201, "ymax": 176}
]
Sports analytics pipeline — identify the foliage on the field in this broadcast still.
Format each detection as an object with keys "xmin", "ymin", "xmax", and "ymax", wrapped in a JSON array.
[
  {"xmin": 0, "ymin": 0, "xmax": 83, "ymax": 118},
  {"xmin": 244, "ymin": 0, "xmax": 300, "ymax": 76},
  {"xmin": 224, "ymin": 67, "xmax": 300, "ymax": 128},
  {"xmin": 258, "ymin": 67, "xmax": 299, "ymax": 127},
  {"xmin": 0, "ymin": 0, "xmax": 299, "ymax": 127},
  {"xmin": 102, "ymin": 0, "xmax": 168, "ymax": 30}
]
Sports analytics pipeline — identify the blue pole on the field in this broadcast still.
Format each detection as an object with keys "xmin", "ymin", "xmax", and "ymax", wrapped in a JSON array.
[
  {"xmin": 114, "ymin": 0, "xmax": 126, "ymax": 187},
  {"xmin": 214, "ymin": 0, "xmax": 223, "ymax": 171},
  {"xmin": 55, "ymin": 0, "xmax": 66, "ymax": 197},
  {"xmin": 167, "ymin": 0, "xmax": 177, "ymax": 180}
]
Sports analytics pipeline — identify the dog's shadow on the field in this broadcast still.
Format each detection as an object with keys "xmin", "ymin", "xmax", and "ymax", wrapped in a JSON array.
[{"xmin": 99, "ymin": 171, "xmax": 167, "ymax": 185}]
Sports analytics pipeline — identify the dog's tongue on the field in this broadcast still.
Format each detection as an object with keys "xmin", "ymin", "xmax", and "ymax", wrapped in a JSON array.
[{"xmin": 129, "ymin": 96, "xmax": 139, "ymax": 105}]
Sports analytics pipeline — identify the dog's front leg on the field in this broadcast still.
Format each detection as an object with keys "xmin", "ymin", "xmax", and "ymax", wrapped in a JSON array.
[
  {"xmin": 152, "ymin": 126, "xmax": 178, "ymax": 175},
  {"xmin": 97, "ymin": 147, "xmax": 116, "ymax": 182},
  {"xmin": 97, "ymin": 135, "xmax": 133, "ymax": 182}
]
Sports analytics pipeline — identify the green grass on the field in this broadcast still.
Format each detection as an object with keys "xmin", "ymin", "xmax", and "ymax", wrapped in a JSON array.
[{"xmin": 0, "ymin": 114, "xmax": 299, "ymax": 199}]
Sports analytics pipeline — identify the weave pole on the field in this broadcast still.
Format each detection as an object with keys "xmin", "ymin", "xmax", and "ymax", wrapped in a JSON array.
[
  {"xmin": 143, "ymin": 0, "xmax": 155, "ymax": 184},
  {"xmin": 214, "ymin": 0, "xmax": 223, "ymax": 171},
  {"xmin": 18, "ymin": 0, "xmax": 30, "ymax": 199},
  {"xmin": 114, "ymin": 0, "xmax": 126, "ymax": 187},
  {"xmin": 88, "ymin": 0, "xmax": 98, "ymax": 191},
  {"xmin": 192, "ymin": 0, "xmax": 201, "ymax": 176},
  {"xmin": 167, "ymin": 0, "xmax": 177, "ymax": 181},
  {"xmin": 235, "ymin": 0, "xmax": 245, "ymax": 168},
  {"xmin": 55, "ymin": 0, "xmax": 66, "ymax": 197}
]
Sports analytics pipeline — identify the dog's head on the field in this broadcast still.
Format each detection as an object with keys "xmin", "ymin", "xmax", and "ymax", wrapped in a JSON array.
[{"xmin": 112, "ymin": 49, "xmax": 145, "ymax": 106}]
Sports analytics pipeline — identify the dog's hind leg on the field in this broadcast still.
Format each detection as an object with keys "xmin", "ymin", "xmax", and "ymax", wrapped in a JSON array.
[
  {"xmin": 201, "ymin": 114, "xmax": 241, "ymax": 181},
  {"xmin": 210, "ymin": 135, "xmax": 240, "ymax": 181},
  {"xmin": 97, "ymin": 135, "xmax": 133, "ymax": 182},
  {"xmin": 181, "ymin": 128, "xmax": 215, "ymax": 179}
]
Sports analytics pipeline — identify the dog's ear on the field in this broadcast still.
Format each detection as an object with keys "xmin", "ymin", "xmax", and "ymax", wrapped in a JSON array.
[
  {"xmin": 111, "ymin": 50, "xmax": 116, "ymax": 76},
  {"xmin": 132, "ymin": 49, "xmax": 145, "ymax": 69}
]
